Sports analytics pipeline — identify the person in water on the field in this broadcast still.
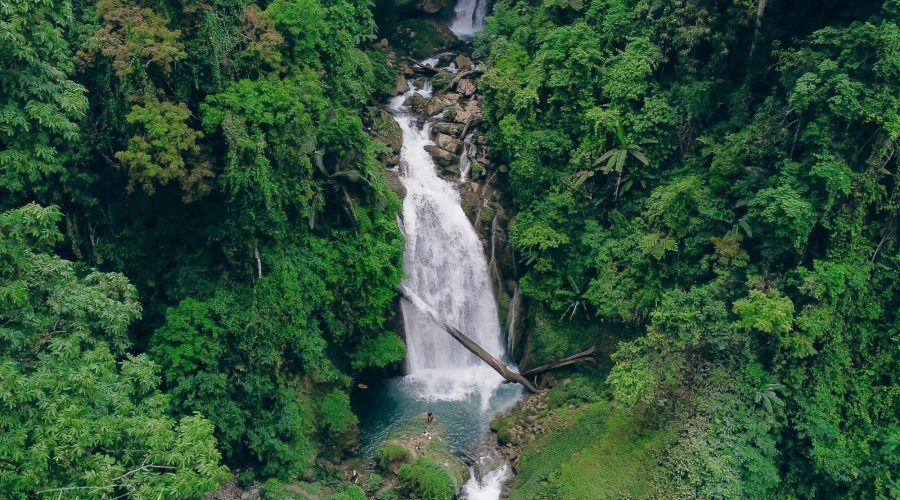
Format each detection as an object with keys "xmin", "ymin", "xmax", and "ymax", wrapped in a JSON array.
[{"xmin": 427, "ymin": 411, "xmax": 434, "ymax": 424}]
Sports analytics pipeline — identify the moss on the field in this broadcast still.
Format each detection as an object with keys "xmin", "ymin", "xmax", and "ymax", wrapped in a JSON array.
[
  {"xmin": 508, "ymin": 401, "xmax": 667, "ymax": 499},
  {"xmin": 442, "ymin": 105, "xmax": 457, "ymax": 121},
  {"xmin": 545, "ymin": 375, "xmax": 605, "ymax": 408},
  {"xmin": 480, "ymin": 204, "xmax": 494, "ymax": 222},
  {"xmin": 376, "ymin": 444, "xmax": 412, "ymax": 470},
  {"xmin": 363, "ymin": 472, "xmax": 384, "ymax": 492},
  {"xmin": 431, "ymin": 71, "xmax": 453, "ymax": 90},
  {"xmin": 371, "ymin": 111, "xmax": 403, "ymax": 155},
  {"xmin": 398, "ymin": 459, "xmax": 455, "ymax": 500},
  {"xmin": 490, "ymin": 414, "xmax": 516, "ymax": 445},
  {"xmin": 261, "ymin": 479, "xmax": 325, "ymax": 499}
]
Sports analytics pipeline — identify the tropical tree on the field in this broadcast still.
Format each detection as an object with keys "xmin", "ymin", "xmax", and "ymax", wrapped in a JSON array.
[{"xmin": 574, "ymin": 119, "xmax": 653, "ymax": 200}]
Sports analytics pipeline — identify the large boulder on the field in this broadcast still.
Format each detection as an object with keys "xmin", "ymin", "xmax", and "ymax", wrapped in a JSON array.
[
  {"xmin": 433, "ymin": 133, "xmax": 461, "ymax": 153},
  {"xmin": 370, "ymin": 109, "xmax": 403, "ymax": 157},
  {"xmin": 388, "ymin": 73, "xmax": 410, "ymax": 96},
  {"xmin": 424, "ymin": 144, "xmax": 458, "ymax": 168},
  {"xmin": 454, "ymin": 98, "xmax": 482, "ymax": 123},
  {"xmin": 454, "ymin": 53, "xmax": 472, "ymax": 71},
  {"xmin": 457, "ymin": 78, "xmax": 477, "ymax": 97}
]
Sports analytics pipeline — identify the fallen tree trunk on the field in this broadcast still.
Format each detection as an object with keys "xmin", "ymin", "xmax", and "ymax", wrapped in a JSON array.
[
  {"xmin": 405, "ymin": 57, "xmax": 438, "ymax": 74},
  {"xmin": 399, "ymin": 286, "xmax": 540, "ymax": 393},
  {"xmin": 521, "ymin": 346, "xmax": 597, "ymax": 376}
]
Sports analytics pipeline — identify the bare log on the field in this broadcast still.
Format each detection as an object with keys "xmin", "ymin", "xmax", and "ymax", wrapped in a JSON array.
[
  {"xmin": 521, "ymin": 346, "xmax": 597, "ymax": 376},
  {"xmin": 399, "ymin": 286, "xmax": 540, "ymax": 393},
  {"xmin": 405, "ymin": 57, "xmax": 438, "ymax": 74}
]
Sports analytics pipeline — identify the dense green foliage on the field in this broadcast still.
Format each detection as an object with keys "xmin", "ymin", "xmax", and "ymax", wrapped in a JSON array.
[
  {"xmin": 2, "ymin": 0, "xmax": 405, "ymax": 494},
  {"xmin": 479, "ymin": 0, "xmax": 899, "ymax": 497},
  {"xmin": 397, "ymin": 459, "xmax": 455, "ymax": 500},
  {"xmin": 4, "ymin": 0, "xmax": 899, "ymax": 495},
  {"xmin": 0, "ymin": 204, "xmax": 229, "ymax": 497}
]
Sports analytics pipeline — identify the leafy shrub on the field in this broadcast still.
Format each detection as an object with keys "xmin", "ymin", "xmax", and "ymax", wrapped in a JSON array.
[
  {"xmin": 443, "ymin": 105, "xmax": 457, "ymax": 121},
  {"xmin": 375, "ymin": 490, "xmax": 401, "ymax": 500},
  {"xmin": 376, "ymin": 444, "xmax": 412, "ymax": 469},
  {"xmin": 237, "ymin": 470, "xmax": 256, "ymax": 487},
  {"xmin": 398, "ymin": 459, "xmax": 455, "ymax": 500},
  {"xmin": 351, "ymin": 332, "xmax": 406, "ymax": 370},
  {"xmin": 431, "ymin": 71, "xmax": 453, "ymax": 90},
  {"xmin": 318, "ymin": 389, "xmax": 358, "ymax": 434},
  {"xmin": 547, "ymin": 376, "xmax": 603, "ymax": 407},
  {"xmin": 364, "ymin": 473, "xmax": 385, "ymax": 492},
  {"xmin": 332, "ymin": 484, "xmax": 367, "ymax": 500}
]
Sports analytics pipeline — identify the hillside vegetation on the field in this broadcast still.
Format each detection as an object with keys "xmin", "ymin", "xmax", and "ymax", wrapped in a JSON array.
[{"xmin": 477, "ymin": 0, "xmax": 899, "ymax": 497}]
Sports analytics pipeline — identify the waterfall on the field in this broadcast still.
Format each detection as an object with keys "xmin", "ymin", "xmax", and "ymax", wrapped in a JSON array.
[
  {"xmin": 449, "ymin": 0, "xmax": 487, "ymax": 39},
  {"xmin": 458, "ymin": 133, "xmax": 476, "ymax": 181},
  {"xmin": 507, "ymin": 284, "xmax": 520, "ymax": 354},
  {"xmin": 390, "ymin": 83, "xmax": 508, "ymax": 404}
]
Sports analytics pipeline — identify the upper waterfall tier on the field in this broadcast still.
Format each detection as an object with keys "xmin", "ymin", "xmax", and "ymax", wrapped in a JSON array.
[{"xmin": 450, "ymin": 0, "xmax": 487, "ymax": 38}]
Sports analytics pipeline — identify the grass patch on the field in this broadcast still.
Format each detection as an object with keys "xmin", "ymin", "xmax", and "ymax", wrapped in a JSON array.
[
  {"xmin": 376, "ymin": 444, "xmax": 412, "ymax": 470},
  {"xmin": 509, "ymin": 401, "xmax": 667, "ymax": 499},
  {"xmin": 398, "ymin": 459, "xmax": 455, "ymax": 500}
]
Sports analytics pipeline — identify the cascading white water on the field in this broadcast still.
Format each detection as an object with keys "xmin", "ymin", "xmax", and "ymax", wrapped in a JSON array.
[
  {"xmin": 458, "ymin": 133, "xmax": 476, "ymax": 181},
  {"xmin": 390, "ymin": 83, "xmax": 508, "ymax": 405},
  {"xmin": 449, "ymin": 0, "xmax": 488, "ymax": 38},
  {"xmin": 462, "ymin": 464, "xmax": 511, "ymax": 499}
]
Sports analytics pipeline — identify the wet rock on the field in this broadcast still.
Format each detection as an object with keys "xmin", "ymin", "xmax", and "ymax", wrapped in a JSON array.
[
  {"xmin": 433, "ymin": 133, "xmax": 461, "ymax": 153},
  {"xmin": 385, "ymin": 167, "xmax": 406, "ymax": 199},
  {"xmin": 455, "ymin": 53, "xmax": 472, "ymax": 70},
  {"xmin": 454, "ymin": 99, "xmax": 482, "ymax": 123},
  {"xmin": 388, "ymin": 73, "xmax": 410, "ymax": 96},
  {"xmin": 387, "ymin": 19, "xmax": 459, "ymax": 59},
  {"xmin": 424, "ymin": 144, "xmax": 457, "ymax": 167},
  {"xmin": 433, "ymin": 122, "xmax": 464, "ymax": 136},
  {"xmin": 403, "ymin": 93, "xmax": 429, "ymax": 114},
  {"xmin": 457, "ymin": 78, "xmax": 477, "ymax": 96},
  {"xmin": 426, "ymin": 100, "xmax": 447, "ymax": 117}
]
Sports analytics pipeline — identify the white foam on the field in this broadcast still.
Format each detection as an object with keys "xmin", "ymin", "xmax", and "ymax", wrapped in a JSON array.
[{"xmin": 462, "ymin": 464, "xmax": 511, "ymax": 499}]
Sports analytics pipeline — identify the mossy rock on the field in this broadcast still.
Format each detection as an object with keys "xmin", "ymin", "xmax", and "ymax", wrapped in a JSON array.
[
  {"xmin": 387, "ymin": 20, "xmax": 459, "ymax": 59},
  {"xmin": 398, "ymin": 459, "xmax": 456, "ymax": 500},
  {"xmin": 373, "ymin": 413, "xmax": 469, "ymax": 495},
  {"xmin": 371, "ymin": 109, "xmax": 403, "ymax": 156}
]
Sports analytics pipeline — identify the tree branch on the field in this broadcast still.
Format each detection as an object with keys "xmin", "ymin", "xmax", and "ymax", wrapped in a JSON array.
[{"xmin": 521, "ymin": 346, "xmax": 597, "ymax": 376}]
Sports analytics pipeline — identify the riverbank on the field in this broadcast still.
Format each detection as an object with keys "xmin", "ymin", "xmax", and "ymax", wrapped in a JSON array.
[{"xmin": 489, "ymin": 377, "xmax": 669, "ymax": 499}]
